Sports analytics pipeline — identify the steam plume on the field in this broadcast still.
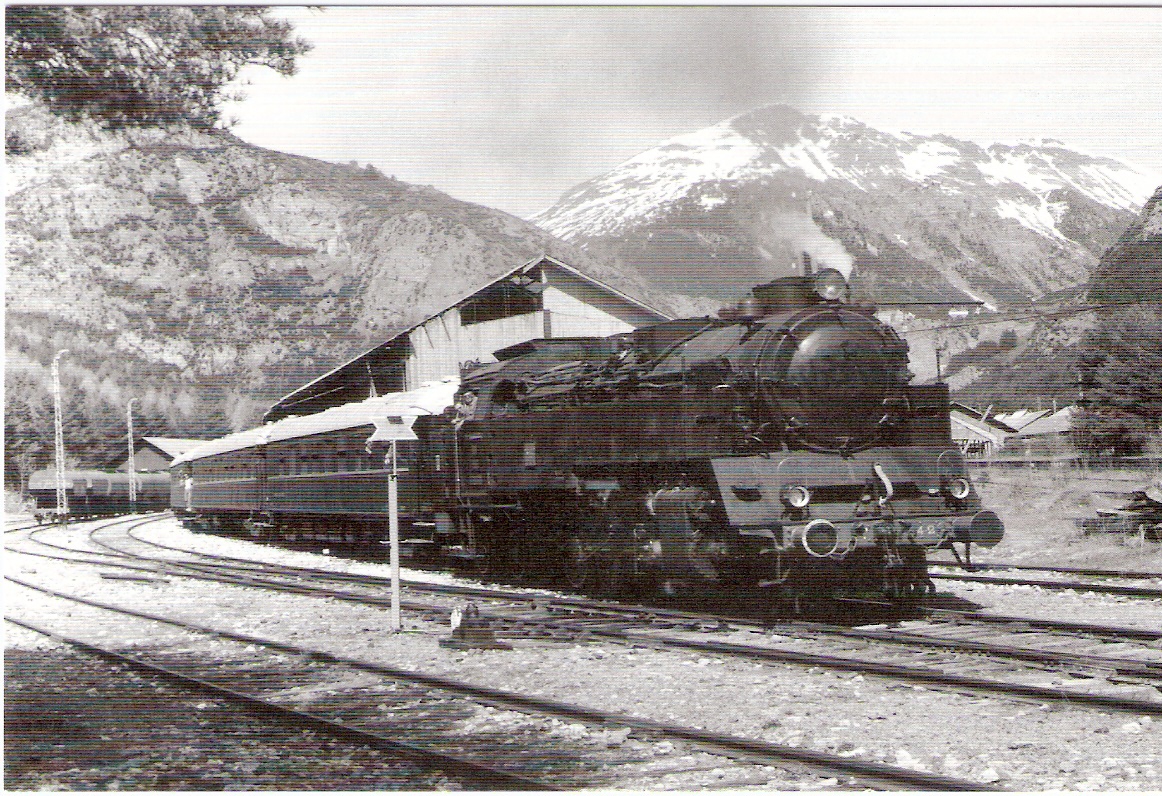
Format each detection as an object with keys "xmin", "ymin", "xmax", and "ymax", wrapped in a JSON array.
[{"xmin": 770, "ymin": 211, "xmax": 854, "ymax": 278}]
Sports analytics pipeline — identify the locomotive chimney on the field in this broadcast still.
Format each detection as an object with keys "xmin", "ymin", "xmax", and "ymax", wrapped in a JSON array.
[{"xmin": 802, "ymin": 251, "xmax": 813, "ymax": 276}]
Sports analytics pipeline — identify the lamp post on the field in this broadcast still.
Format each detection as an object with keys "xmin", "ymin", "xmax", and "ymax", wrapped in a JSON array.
[
  {"xmin": 370, "ymin": 405, "xmax": 433, "ymax": 633},
  {"xmin": 386, "ymin": 438, "xmax": 401, "ymax": 632},
  {"xmin": 127, "ymin": 398, "xmax": 138, "ymax": 513},
  {"xmin": 51, "ymin": 349, "xmax": 69, "ymax": 523}
]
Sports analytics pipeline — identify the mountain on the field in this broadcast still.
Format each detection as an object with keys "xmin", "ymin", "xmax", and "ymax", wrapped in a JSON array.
[
  {"xmin": 4, "ymin": 101, "xmax": 667, "ymax": 476},
  {"xmin": 916, "ymin": 184, "xmax": 1162, "ymax": 412},
  {"xmin": 1088, "ymin": 184, "xmax": 1162, "ymax": 305},
  {"xmin": 533, "ymin": 105, "xmax": 1157, "ymax": 311}
]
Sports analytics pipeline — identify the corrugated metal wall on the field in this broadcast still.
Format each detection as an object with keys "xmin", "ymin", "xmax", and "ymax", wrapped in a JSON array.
[
  {"xmin": 404, "ymin": 308, "xmax": 544, "ymax": 389},
  {"xmin": 400, "ymin": 261, "xmax": 667, "ymax": 390},
  {"xmin": 542, "ymin": 285, "xmax": 639, "ymax": 338}
]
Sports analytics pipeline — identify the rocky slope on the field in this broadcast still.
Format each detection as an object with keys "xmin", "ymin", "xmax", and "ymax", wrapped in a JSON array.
[
  {"xmin": 4, "ymin": 101, "xmax": 665, "ymax": 473},
  {"xmin": 1088, "ymin": 184, "xmax": 1162, "ymax": 305},
  {"xmin": 533, "ymin": 104, "xmax": 1156, "ymax": 310},
  {"xmin": 933, "ymin": 182, "xmax": 1162, "ymax": 410}
]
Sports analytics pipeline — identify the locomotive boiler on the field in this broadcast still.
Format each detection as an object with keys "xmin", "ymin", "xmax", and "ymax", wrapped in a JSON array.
[{"xmin": 173, "ymin": 268, "xmax": 1003, "ymax": 601}]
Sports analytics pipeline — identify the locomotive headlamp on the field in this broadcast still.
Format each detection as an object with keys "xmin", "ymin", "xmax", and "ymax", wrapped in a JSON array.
[
  {"xmin": 782, "ymin": 484, "xmax": 812, "ymax": 508},
  {"xmin": 813, "ymin": 268, "xmax": 849, "ymax": 302},
  {"xmin": 947, "ymin": 477, "xmax": 972, "ymax": 500}
]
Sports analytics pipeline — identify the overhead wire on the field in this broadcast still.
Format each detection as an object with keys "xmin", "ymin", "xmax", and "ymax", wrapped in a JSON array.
[{"xmin": 886, "ymin": 295, "xmax": 1161, "ymax": 335}]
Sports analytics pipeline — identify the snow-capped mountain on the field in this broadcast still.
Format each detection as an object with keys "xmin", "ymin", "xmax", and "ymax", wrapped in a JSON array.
[{"xmin": 533, "ymin": 105, "xmax": 1159, "ymax": 308}]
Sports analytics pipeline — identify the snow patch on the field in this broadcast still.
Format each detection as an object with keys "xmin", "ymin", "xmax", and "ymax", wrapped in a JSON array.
[
  {"xmin": 977, "ymin": 150, "xmax": 1157, "ymax": 211},
  {"xmin": 899, "ymin": 141, "xmax": 960, "ymax": 182},
  {"xmin": 535, "ymin": 121, "xmax": 774, "ymax": 237},
  {"xmin": 994, "ymin": 196, "xmax": 1069, "ymax": 242}
]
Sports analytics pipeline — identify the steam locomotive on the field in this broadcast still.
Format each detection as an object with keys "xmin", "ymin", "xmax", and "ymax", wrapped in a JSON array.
[{"xmin": 172, "ymin": 268, "xmax": 1003, "ymax": 600}]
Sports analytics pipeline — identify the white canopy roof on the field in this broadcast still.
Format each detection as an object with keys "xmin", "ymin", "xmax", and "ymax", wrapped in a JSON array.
[{"xmin": 171, "ymin": 380, "xmax": 459, "ymax": 465}]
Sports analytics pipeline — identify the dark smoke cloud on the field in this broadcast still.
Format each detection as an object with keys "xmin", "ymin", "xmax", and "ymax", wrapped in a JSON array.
[{"xmin": 444, "ymin": 7, "xmax": 831, "ymax": 214}]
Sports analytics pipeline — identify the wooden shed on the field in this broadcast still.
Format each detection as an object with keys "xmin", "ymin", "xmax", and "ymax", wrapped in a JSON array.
[
  {"xmin": 108, "ymin": 437, "xmax": 208, "ymax": 472},
  {"xmin": 949, "ymin": 403, "xmax": 1019, "ymax": 459},
  {"xmin": 264, "ymin": 255, "xmax": 672, "ymax": 422}
]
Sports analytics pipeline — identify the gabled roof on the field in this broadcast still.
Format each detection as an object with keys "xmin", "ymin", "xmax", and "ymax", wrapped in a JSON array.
[
  {"xmin": 264, "ymin": 254, "xmax": 672, "ymax": 421},
  {"xmin": 173, "ymin": 380, "xmax": 459, "ymax": 465},
  {"xmin": 949, "ymin": 403, "xmax": 1020, "ymax": 434},
  {"xmin": 994, "ymin": 408, "xmax": 1052, "ymax": 431},
  {"xmin": 1012, "ymin": 406, "xmax": 1075, "ymax": 437},
  {"xmin": 949, "ymin": 412, "xmax": 1008, "ymax": 446}
]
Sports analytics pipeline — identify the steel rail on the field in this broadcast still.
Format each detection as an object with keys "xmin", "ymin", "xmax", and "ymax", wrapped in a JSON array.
[
  {"xmin": 834, "ymin": 597, "xmax": 1162, "ymax": 643},
  {"xmin": 24, "ymin": 524, "xmax": 1162, "ymax": 673},
  {"xmin": 79, "ymin": 536, "xmax": 1162, "ymax": 684},
  {"xmin": 124, "ymin": 524, "xmax": 1162, "ymax": 642},
  {"xmin": 4, "ymin": 615, "xmax": 556, "ymax": 791},
  {"xmin": 113, "ymin": 550, "xmax": 1162, "ymax": 683},
  {"xmin": 3, "ymin": 575, "xmax": 996, "ymax": 791},
  {"xmin": 929, "ymin": 560, "xmax": 1162, "ymax": 580},
  {"xmin": 930, "ymin": 571, "xmax": 1162, "ymax": 598},
  {"xmin": 12, "ymin": 556, "xmax": 1162, "ymax": 721},
  {"xmin": 923, "ymin": 608, "xmax": 1162, "ymax": 642},
  {"xmin": 38, "ymin": 540, "xmax": 1162, "ymax": 688},
  {"xmin": 33, "ymin": 526, "xmax": 1162, "ymax": 687},
  {"xmin": 651, "ymin": 619, "xmax": 1162, "ymax": 681},
  {"xmin": 591, "ymin": 627, "xmax": 1162, "ymax": 717}
]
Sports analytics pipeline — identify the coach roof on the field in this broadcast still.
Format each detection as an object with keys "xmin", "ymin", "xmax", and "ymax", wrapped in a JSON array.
[{"xmin": 171, "ymin": 380, "xmax": 459, "ymax": 466}]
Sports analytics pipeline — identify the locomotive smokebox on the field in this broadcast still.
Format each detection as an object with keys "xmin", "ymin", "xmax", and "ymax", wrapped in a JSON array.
[{"xmin": 951, "ymin": 510, "xmax": 1005, "ymax": 548}]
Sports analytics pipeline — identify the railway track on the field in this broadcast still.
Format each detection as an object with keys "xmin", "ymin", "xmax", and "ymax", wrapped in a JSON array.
[
  {"xmin": 12, "ymin": 518, "xmax": 1162, "ymax": 720},
  {"xmin": 6, "ymin": 612, "xmax": 547, "ymax": 790},
  {"xmin": 5, "ymin": 572, "xmax": 992, "ymax": 791},
  {"xmin": 927, "ymin": 568, "xmax": 1162, "ymax": 599},
  {"xmin": 929, "ymin": 558, "xmax": 1162, "ymax": 581}
]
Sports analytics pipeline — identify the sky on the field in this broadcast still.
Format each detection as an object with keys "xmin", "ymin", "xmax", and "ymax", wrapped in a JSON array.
[{"xmin": 224, "ymin": 6, "xmax": 1162, "ymax": 220}]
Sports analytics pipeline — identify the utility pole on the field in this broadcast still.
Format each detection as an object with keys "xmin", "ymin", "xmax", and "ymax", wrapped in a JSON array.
[
  {"xmin": 127, "ymin": 398, "xmax": 138, "ymax": 513},
  {"xmin": 51, "ymin": 349, "xmax": 69, "ymax": 523}
]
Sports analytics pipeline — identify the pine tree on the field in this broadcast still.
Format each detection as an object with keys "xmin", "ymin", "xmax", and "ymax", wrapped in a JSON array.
[
  {"xmin": 1074, "ymin": 304, "xmax": 1162, "ymax": 459},
  {"xmin": 5, "ymin": 6, "xmax": 311, "ymax": 129}
]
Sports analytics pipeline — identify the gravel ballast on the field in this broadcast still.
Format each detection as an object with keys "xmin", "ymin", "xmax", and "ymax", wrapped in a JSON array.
[{"xmin": 5, "ymin": 515, "xmax": 1161, "ymax": 791}]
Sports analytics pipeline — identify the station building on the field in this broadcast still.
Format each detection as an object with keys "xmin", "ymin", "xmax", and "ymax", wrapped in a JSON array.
[{"xmin": 263, "ymin": 254, "xmax": 673, "ymax": 422}]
